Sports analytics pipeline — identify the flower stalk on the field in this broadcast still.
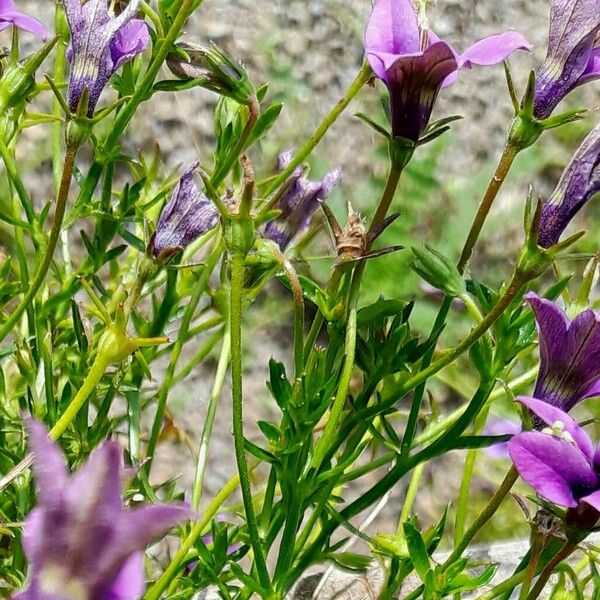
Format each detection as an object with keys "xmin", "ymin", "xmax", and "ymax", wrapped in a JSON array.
[
  {"xmin": 229, "ymin": 251, "xmax": 271, "ymax": 593},
  {"xmin": 0, "ymin": 145, "xmax": 77, "ymax": 344}
]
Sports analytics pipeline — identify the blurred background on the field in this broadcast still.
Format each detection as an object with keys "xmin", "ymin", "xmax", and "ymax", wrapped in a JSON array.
[{"xmin": 10, "ymin": 0, "xmax": 600, "ymax": 549}]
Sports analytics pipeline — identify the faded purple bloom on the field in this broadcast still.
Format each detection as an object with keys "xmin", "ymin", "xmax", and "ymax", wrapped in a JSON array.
[
  {"xmin": 150, "ymin": 162, "xmax": 220, "ymax": 259},
  {"xmin": 508, "ymin": 397, "xmax": 600, "ymax": 527},
  {"xmin": 364, "ymin": 0, "xmax": 530, "ymax": 142},
  {"xmin": 526, "ymin": 292, "xmax": 600, "ymax": 414},
  {"xmin": 64, "ymin": 0, "xmax": 150, "ymax": 115},
  {"xmin": 263, "ymin": 150, "xmax": 341, "ymax": 250},
  {"xmin": 534, "ymin": 0, "xmax": 600, "ymax": 120},
  {"xmin": 538, "ymin": 124, "xmax": 600, "ymax": 248},
  {"xmin": 0, "ymin": 0, "xmax": 47, "ymax": 39},
  {"xmin": 483, "ymin": 415, "xmax": 521, "ymax": 460},
  {"xmin": 14, "ymin": 420, "xmax": 193, "ymax": 600}
]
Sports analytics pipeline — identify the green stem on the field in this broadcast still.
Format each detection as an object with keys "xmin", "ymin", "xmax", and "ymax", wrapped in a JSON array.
[
  {"xmin": 0, "ymin": 138, "xmax": 35, "ymax": 226},
  {"xmin": 49, "ymin": 352, "xmax": 111, "ymax": 440},
  {"xmin": 390, "ymin": 272, "xmax": 527, "ymax": 409},
  {"xmin": 368, "ymin": 164, "xmax": 402, "ymax": 237},
  {"xmin": 311, "ymin": 269, "xmax": 359, "ymax": 471},
  {"xmin": 453, "ymin": 403, "xmax": 491, "ymax": 544},
  {"xmin": 398, "ymin": 461, "xmax": 425, "ymax": 525},
  {"xmin": 144, "ymin": 249, "xmax": 218, "ymax": 473},
  {"xmin": 401, "ymin": 141, "xmax": 520, "ymax": 455},
  {"xmin": 229, "ymin": 252, "xmax": 271, "ymax": 592},
  {"xmin": 0, "ymin": 147, "xmax": 76, "ymax": 344},
  {"xmin": 191, "ymin": 332, "xmax": 231, "ymax": 509},
  {"xmin": 525, "ymin": 542, "xmax": 578, "ymax": 600},
  {"xmin": 457, "ymin": 143, "xmax": 519, "ymax": 272},
  {"xmin": 480, "ymin": 571, "xmax": 528, "ymax": 600},
  {"xmin": 261, "ymin": 61, "xmax": 372, "ymax": 200},
  {"xmin": 519, "ymin": 534, "xmax": 545, "ymax": 600},
  {"xmin": 443, "ymin": 467, "xmax": 519, "ymax": 567}
]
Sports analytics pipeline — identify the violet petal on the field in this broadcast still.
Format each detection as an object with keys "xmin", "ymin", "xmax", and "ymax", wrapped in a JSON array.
[{"xmin": 508, "ymin": 431, "xmax": 597, "ymax": 507}]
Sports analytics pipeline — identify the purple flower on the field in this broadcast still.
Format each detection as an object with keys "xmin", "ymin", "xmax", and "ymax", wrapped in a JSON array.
[
  {"xmin": 150, "ymin": 162, "xmax": 220, "ymax": 259},
  {"xmin": 0, "ymin": 0, "xmax": 47, "ymax": 39},
  {"xmin": 14, "ymin": 420, "xmax": 193, "ymax": 600},
  {"xmin": 364, "ymin": 0, "xmax": 530, "ymax": 142},
  {"xmin": 526, "ymin": 292, "xmax": 600, "ymax": 414},
  {"xmin": 64, "ymin": 0, "xmax": 150, "ymax": 115},
  {"xmin": 534, "ymin": 0, "xmax": 600, "ymax": 120},
  {"xmin": 538, "ymin": 124, "xmax": 600, "ymax": 248},
  {"xmin": 263, "ymin": 151, "xmax": 341, "ymax": 250},
  {"xmin": 508, "ymin": 397, "xmax": 600, "ymax": 527}
]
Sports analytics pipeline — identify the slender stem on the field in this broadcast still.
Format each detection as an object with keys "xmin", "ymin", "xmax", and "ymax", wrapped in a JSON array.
[
  {"xmin": 0, "ymin": 138, "xmax": 35, "ymax": 226},
  {"xmin": 229, "ymin": 252, "xmax": 271, "ymax": 592},
  {"xmin": 191, "ymin": 332, "xmax": 231, "ymax": 509},
  {"xmin": 0, "ymin": 147, "xmax": 76, "ymax": 344},
  {"xmin": 279, "ymin": 254, "xmax": 305, "ymax": 381},
  {"xmin": 144, "ymin": 256, "xmax": 216, "ymax": 473},
  {"xmin": 525, "ymin": 542, "xmax": 578, "ymax": 600},
  {"xmin": 519, "ymin": 534, "xmax": 546, "ymax": 600},
  {"xmin": 398, "ymin": 462, "xmax": 425, "ymax": 525},
  {"xmin": 261, "ymin": 61, "xmax": 372, "ymax": 200},
  {"xmin": 457, "ymin": 143, "xmax": 519, "ymax": 272},
  {"xmin": 311, "ymin": 269, "xmax": 359, "ymax": 471},
  {"xmin": 454, "ymin": 403, "xmax": 491, "ymax": 544},
  {"xmin": 401, "ymin": 141, "xmax": 520, "ymax": 454},
  {"xmin": 173, "ymin": 327, "xmax": 223, "ymax": 385},
  {"xmin": 49, "ymin": 352, "xmax": 111, "ymax": 440},
  {"xmin": 443, "ymin": 467, "xmax": 519, "ymax": 567},
  {"xmin": 368, "ymin": 165, "xmax": 402, "ymax": 237},
  {"xmin": 480, "ymin": 570, "xmax": 528, "ymax": 600},
  {"xmin": 393, "ymin": 273, "xmax": 526, "ymax": 406}
]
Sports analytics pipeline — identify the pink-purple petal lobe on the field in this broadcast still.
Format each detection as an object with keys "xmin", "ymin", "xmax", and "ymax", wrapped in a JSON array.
[
  {"xmin": 515, "ymin": 396, "xmax": 594, "ymax": 460},
  {"xmin": 110, "ymin": 19, "xmax": 150, "ymax": 71},
  {"xmin": 105, "ymin": 552, "xmax": 145, "ymax": 600},
  {"xmin": 457, "ymin": 31, "xmax": 531, "ymax": 69},
  {"xmin": 0, "ymin": 10, "xmax": 48, "ymax": 39},
  {"xmin": 26, "ymin": 420, "xmax": 68, "ymax": 506},
  {"xmin": 364, "ymin": 0, "xmax": 420, "ymax": 70},
  {"xmin": 508, "ymin": 431, "xmax": 597, "ymax": 508}
]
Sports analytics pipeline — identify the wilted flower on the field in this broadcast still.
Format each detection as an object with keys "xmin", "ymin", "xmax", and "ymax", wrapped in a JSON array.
[
  {"xmin": 263, "ymin": 150, "xmax": 341, "ymax": 250},
  {"xmin": 526, "ymin": 292, "xmax": 600, "ymax": 414},
  {"xmin": 509, "ymin": 396, "xmax": 600, "ymax": 528},
  {"xmin": 64, "ymin": 0, "xmax": 150, "ymax": 115},
  {"xmin": 14, "ymin": 420, "xmax": 193, "ymax": 600},
  {"xmin": 538, "ymin": 124, "xmax": 600, "ymax": 248},
  {"xmin": 534, "ymin": 0, "xmax": 600, "ymax": 120},
  {"xmin": 0, "ymin": 0, "xmax": 47, "ymax": 39},
  {"xmin": 364, "ymin": 0, "xmax": 530, "ymax": 142},
  {"xmin": 150, "ymin": 162, "xmax": 220, "ymax": 259}
]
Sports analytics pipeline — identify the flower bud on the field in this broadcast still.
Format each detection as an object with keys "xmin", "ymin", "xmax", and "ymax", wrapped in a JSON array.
[
  {"xmin": 167, "ymin": 42, "xmax": 255, "ymax": 105},
  {"xmin": 0, "ymin": 36, "xmax": 58, "ymax": 112},
  {"xmin": 411, "ymin": 244, "xmax": 466, "ymax": 298}
]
